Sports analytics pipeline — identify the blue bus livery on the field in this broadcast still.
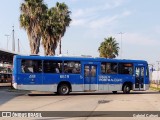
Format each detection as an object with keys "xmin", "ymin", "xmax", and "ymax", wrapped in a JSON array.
[{"xmin": 12, "ymin": 55, "xmax": 149, "ymax": 95}]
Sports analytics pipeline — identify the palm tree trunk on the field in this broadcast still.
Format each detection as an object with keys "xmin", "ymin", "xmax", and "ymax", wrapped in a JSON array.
[
  {"xmin": 59, "ymin": 40, "xmax": 61, "ymax": 54},
  {"xmin": 59, "ymin": 36, "xmax": 62, "ymax": 55}
]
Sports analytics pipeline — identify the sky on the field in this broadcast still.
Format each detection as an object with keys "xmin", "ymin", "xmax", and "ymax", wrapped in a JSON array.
[{"xmin": 0, "ymin": 0, "xmax": 160, "ymax": 69}]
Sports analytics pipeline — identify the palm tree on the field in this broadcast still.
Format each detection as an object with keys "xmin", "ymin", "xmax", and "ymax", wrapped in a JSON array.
[
  {"xmin": 41, "ymin": 7, "xmax": 62, "ymax": 55},
  {"xmin": 20, "ymin": 0, "xmax": 47, "ymax": 54},
  {"xmin": 41, "ymin": 2, "xmax": 71, "ymax": 55},
  {"xmin": 55, "ymin": 2, "xmax": 72, "ymax": 54},
  {"xmin": 98, "ymin": 37, "xmax": 119, "ymax": 58}
]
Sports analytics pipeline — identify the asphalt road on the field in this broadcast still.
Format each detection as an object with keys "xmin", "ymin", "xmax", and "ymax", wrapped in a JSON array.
[{"xmin": 0, "ymin": 88, "xmax": 160, "ymax": 120}]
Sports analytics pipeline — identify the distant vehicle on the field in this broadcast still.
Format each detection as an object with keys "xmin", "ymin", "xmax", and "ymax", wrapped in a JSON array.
[{"xmin": 12, "ymin": 55, "xmax": 149, "ymax": 95}]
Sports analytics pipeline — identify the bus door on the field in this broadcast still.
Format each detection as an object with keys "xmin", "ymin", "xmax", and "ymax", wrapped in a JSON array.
[
  {"xmin": 84, "ymin": 65, "xmax": 97, "ymax": 91},
  {"xmin": 135, "ymin": 66, "xmax": 145, "ymax": 90}
]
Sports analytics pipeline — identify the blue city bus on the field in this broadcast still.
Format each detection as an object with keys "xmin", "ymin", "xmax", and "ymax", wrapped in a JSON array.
[{"xmin": 12, "ymin": 55, "xmax": 149, "ymax": 95}]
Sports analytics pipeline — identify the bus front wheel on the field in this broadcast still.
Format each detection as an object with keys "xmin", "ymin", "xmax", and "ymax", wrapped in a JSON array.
[
  {"xmin": 58, "ymin": 84, "xmax": 70, "ymax": 95},
  {"xmin": 123, "ymin": 84, "xmax": 130, "ymax": 94}
]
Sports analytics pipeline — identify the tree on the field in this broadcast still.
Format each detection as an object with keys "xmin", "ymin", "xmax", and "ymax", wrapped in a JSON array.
[
  {"xmin": 41, "ymin": 7, "xmax": 61, "ymax": 55},
  {"xmin": 41, "ymin": 2, "xmax": 71, "ymax": 55},
  {"xmin": 98, "ymin": 37, "xmax": 119, "ymax": 58},
  {"xmin": 20, "ymin": 0, "xmax": 47, "ymax": 54},
  {"xmin": 55, "ymin": 2, "xmax": 72, "ymax": 54}
]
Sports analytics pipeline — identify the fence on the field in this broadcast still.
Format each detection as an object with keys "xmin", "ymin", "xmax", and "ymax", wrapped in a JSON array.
[{"xmin": 150, "ymin": 71, "xmax": 160, "ymax": 89}]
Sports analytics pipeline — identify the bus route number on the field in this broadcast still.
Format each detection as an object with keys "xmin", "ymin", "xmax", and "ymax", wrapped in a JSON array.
[
  {"xmin": 29, "ymin": 75, "xmax": 36, "ymax": 79},
  {"xmin": 60, "ymin": 75, "xmax": 69, "ymax": 79}
]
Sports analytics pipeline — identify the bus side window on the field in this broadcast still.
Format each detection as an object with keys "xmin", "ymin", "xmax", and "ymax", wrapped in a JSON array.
[
  {"xmin": 110, "ymin": 63, "xmax": 118, "ymax": 74},
  {"xmin": 101, "ymin": 62, "xmax": 117, "ymax": 74},
  {"xmin": 33, "ymin": 60, "xmax": 42, "ymax": 73},
  {"xmin": 21, "ymin": 60, "xmax": 42, "ymax": 73},
  {"xmin": 101, "ymin": 63, "xmax": 106, "ymax": 74},
  {"xmin": 21, "ymin": 60, "xmax": 32, "ymax": 73},
  {"xmin": 43, "ymin": 60, "xmax": 62, "ymax": 73},
  {"xmin": 64, "ymin": 61, "xmax": 81, "ymax": 74},
  {"xmin": 91, "ymin": 66, "xmax": 96, "ymax": 77},
  {"xmin": 105, "ymin": 63, "xmax": 117, "ymax": 74},
  {"xmin": 85, "ymin": 66, "xmax": 89, "ymax": 77},
  {"xmin": 118, "ymin": 63, "xmax": 133, "ymax": 75},
  {"xmin": 22, "ymin": 65, "xmax": 32, "ymax": 73}
]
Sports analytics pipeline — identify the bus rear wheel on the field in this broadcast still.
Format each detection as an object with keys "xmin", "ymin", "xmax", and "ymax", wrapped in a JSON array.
[
  {"xmin": 123, "ymin": 84, "xmax": 130, "ymax": 94},
  {"xmin": 58, "ymin": 84, "xmax": 70, "ymax": 95}
]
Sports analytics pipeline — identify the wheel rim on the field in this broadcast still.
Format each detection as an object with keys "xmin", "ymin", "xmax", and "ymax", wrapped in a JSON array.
[
  {"xmin": 123, "ymin": 85, "xmax": 130, "ymax": 93},
  {"xmin": 125, "ymin": 85, "xmax": 130, "ymax": 93},
  {"xmin": 61, "ymin": 86, "xmax": 69, "ymax": 94},
  {"xmin": 126, "ymin": 86, "xmax": 130, "ymax": 91}
]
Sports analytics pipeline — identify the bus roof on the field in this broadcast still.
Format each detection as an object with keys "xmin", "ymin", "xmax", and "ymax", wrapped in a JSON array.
[{"xmin": 14, "ymin": 55, "xmax": 148, "ymax": 64}]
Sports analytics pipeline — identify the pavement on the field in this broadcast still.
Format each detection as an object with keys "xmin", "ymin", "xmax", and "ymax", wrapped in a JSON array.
[{"xmin": 0, "ymin": 87, "xmax": 160, "ymax": 120}]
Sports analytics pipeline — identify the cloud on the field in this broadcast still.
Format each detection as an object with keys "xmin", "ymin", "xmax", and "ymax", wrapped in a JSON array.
[
  {"xmin": 103, "ymin": 0, "xmax": 126, "ymax": 9},
  {"xmin": 70, "ymin": 0, "xmax": 131, "ymax": 29},
  {"xmin": 122, "ymin": 11, "xmax": 131, "ymax": 16},
  {"xmin": 89, "ymin": 10, "xmax": 132, "ymax": 29},
  {"xmin": 123, "ymin": 33, "xmax": 158, "ymax": 46},
  {"xmin": 89, "ymin": 15, "xmax": 119, "ymax": 29},
  {"xmin": 71, "ymin": 9, "xmax": 132, "ymax": 28},
  {"xmin": 69, "ymin": 0, "xmax": 78, "ymax": 2},
  {"xmin": 72, "ymin": 8, "xmax": 96, "ymax": 19},
  {"xmin": 72, "ymin": 0, "xmax": 126, "ymax": 18},
  {"xmin": 154, "ymin": 26, "xmax": 160, "ymax": 34},
  {"xmin": 71, "ymin": 19, "xmax": 87, "ymax": 26}
]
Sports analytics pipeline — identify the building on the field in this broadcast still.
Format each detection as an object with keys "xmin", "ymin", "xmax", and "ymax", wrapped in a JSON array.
[{"xmin": 0, "ymin": 48, "xmax": 18, "ymax": 83}]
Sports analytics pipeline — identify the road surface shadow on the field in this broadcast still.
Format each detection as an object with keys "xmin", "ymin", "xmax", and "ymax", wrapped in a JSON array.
[
  {"xmin": 0, "ymin": 87, "xmax": 30, "ymax": 106},
  {"xmin": 27, "ymin": 90, "xmax": 160, "ymax": 96},
  {"xmin": 1, "ymin": 86, "xmax": 159, "ymax": 97}
]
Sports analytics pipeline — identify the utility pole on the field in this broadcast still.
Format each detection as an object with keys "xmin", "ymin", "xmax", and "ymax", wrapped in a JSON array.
[
  {"xmin": 67, "ymin": 50, "xmax": 68, "ymax": 55},
  {"xmin": 18, "ymin": 38, "xmax": 20, "ymax": 53},
  {"xmin": 5, "ymin": 34, "xmax": 10, "ymax": 50},
  {"xmin": 156, "ymin": 61, "xmax": 160, "ymax": 71},
  {"xmin": 12, "ymin": 26, "xmax": 15, "ymax": 52},
  {"xmin": 118, "ymin": 32, "xmax": 124, "ymax": 59}
]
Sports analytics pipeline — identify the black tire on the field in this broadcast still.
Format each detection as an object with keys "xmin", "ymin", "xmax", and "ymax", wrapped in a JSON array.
[
  {"xmin": 123, "ymin": 84, "xmax": 130, "ymax": 94},
  {"xmin": 58, "ymin": 84, "xmax": 70, "ymax": 95},
  {"xmin": 112, "ymin": 91, "xmax": 117, "ymax": 94}
]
